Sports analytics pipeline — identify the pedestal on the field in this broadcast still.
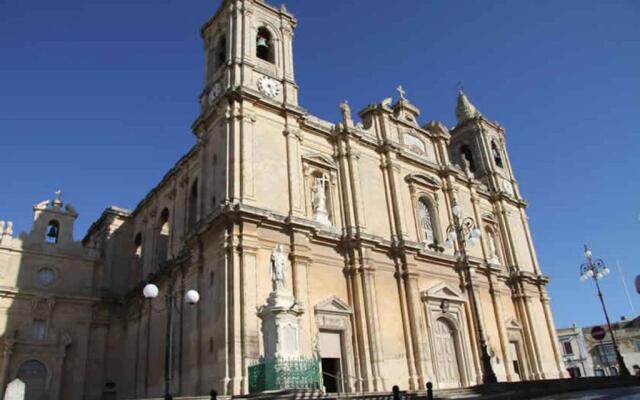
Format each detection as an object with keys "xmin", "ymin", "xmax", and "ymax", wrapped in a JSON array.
[{"xmin": 250, "ymin": 289, "xmax": 320, "ymax": 393}]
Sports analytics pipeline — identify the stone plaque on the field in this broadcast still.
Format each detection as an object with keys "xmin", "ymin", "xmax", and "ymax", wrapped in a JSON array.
[{"xmin": 4, "ymin": 378, "xmax": 25, "ymax": 400}]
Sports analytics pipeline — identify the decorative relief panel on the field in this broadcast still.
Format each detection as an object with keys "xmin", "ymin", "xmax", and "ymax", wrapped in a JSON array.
[{"xmin": 403, "ymin": 132, "xmax": 427, "ymax": 156}]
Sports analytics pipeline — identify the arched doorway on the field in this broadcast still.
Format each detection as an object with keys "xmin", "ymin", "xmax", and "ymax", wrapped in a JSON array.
[
  {"xmin": 433, "ymin": 318, "xmax": 463, "ymax": 389},
  {"xmin": 17, "ymin": 360, "xmax": 47, "ymax": 400}
]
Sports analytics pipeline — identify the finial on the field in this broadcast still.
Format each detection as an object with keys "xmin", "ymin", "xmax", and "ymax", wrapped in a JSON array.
[
  {"xmin": 396, "ymin": 85, "xmax": 407, "ymax": 101},
  {"xmin": 455, "ymin": 89, "xmax": 481, "ymax": 123},
  {"xmin": 457, "ymin": 81, "xmax": 464, "ymax": 93},
  {"xmin": 52, "ymin": 189, "xmax": 63, "ymax": 207}
]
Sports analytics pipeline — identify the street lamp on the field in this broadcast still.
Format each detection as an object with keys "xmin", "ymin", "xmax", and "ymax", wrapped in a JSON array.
[
  {"xmin": 579, "ymin": 245, "xmax": 630, "ymax": 376},
  {"xmin": 445, "ymin": 201, "xmax": 498, "ymax": 384},
  {"xmin": 143, "ymin": 282, "xmax": 200, "ymax": 399}
]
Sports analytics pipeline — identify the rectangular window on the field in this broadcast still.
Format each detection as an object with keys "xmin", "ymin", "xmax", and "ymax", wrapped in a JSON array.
[
  {"xmin": 32, "ymin": 319, "xmax": 47, "ymax": 340},
  {"xmin": 563, "ymin": 341, "xmax": 573, "ymax": 355},
  {"xmin": 635, "ymin": 340, "xmax": 640, "ymax": 352},
  {"xmin": 567, "ymin": 367, "xmax": 581, "ymax": 378}
]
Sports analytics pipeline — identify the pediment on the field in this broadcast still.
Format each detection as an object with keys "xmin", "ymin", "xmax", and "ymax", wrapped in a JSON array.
[
  {"xmin": 481, "ymin": 212, "xmax": 498, "ymax": 224},
  {"xmin": 302, "ymin": 153, "xmax": 337, "ymax": 170},
  {"xmin": 506, "ymin": 318, "xmax": 522, "ymax": 330},
  {"xmin": 422, "ymin": 281, "xmax": 465, "ymax": 302},
  {"xmin": 314, "ymin": 296, "xmax": 352, "ymax": 315},
  {"xmin": 405, "ymin": 172, "xmax": 441, "ymax": 190}
]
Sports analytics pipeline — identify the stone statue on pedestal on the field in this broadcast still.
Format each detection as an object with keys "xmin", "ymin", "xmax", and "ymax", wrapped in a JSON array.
[
  {"xmin": 250, "ymin": 244, "xmax": 319, "ymax": 393},
  {"xmin": 270, "ymin": 244, "xmax": 287, "ymax": 292}
]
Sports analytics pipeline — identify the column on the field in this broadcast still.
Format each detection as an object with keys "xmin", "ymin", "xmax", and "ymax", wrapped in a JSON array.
[
  {"xmin": 488, "ymin": 277, "xmax": 512, "ymax": 381},
  {"xmin": 402, "ymin": 267, "xmax": 429, "ymax": 389},
  {"xmin": 0, "ymin": 339, "xmax": 14, "ymax": 395},
  {"xmin": 359, "ymin": 247, "xmax": 385, "ymax": 391},
  {"xmin": 539, "ymin": 287, "xmax": 568, "ymax": 378},
  {"xmin": 290, "ymin": 230, "xmax": 313, "ymax": 355}
]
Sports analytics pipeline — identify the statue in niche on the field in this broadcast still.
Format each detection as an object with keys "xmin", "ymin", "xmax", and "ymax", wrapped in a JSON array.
[
  {"xmin": 417, "ymin": 200, "xmax": 434, "ymax": 243},
  {"xmin": 487, "ymin": 230, "xmax": 500, "ymax": 263},
  {"xmin": 311, "ymin": 175, "xmax": 330, "ymax": 225},
  {"xmin": 270, "ymin": 244, "xmax": 287, "ymax": 292}
]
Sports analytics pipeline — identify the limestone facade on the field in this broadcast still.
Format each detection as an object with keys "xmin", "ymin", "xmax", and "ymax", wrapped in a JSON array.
[{"xmin": 0, "ymin": 0, "xmax": 568, "ymax": 398}]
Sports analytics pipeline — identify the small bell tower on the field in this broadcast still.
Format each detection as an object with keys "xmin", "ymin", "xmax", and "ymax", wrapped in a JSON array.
[
  {"xmin": 198, "ymin": 0, "xmax": 299, "ymax": 112},
  {"xmin": 26, "ymin": 190, "xmax": 79, "ymax": 247},
  {"xmin": 449, "ymin": 90, "xmax": 521, "ymax": 198}
]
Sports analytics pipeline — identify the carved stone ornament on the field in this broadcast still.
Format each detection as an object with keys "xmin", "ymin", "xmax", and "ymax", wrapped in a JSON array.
[
  {"xmin": 207, "ymin": 81, "xmax": 223, "ymax": 105},
  {"xmin": 257, "ymin": 76, "xmax": 280, "ymax": 98}
]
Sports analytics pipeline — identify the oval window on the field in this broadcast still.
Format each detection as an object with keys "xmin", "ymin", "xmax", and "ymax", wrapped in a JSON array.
[{"xmin": 37, "ymin": 268, "xmax": 55, "ymax": 286}]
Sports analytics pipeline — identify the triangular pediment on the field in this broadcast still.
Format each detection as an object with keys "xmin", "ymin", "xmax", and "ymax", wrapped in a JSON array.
[
  {"xmin": 314, "ymin": 296, "xmax": 352, "ymax": 315},
  {"xmin": 422, "ymin": 281, "xmax": 465, "ymax": 302},
  {"xmin": 302, "ymin": 153, "xmax": 337, "ymax": 170},
  {"xmin": 506, "ymin": 318, "xmax": 522, "ymax": 330}
]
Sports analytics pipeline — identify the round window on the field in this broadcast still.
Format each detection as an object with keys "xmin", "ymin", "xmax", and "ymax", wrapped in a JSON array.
[{"xmin": 37, "ymin": 268, "xmax": 55, "ymax": 286}]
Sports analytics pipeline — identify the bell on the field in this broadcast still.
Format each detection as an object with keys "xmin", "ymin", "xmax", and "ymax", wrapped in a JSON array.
[
  {"xmin": 46, "ymin": 225, "xmax": 58, "ymax": 238},
  {"xmin": 256, "ymin": 36, "xmax": 269, "ymax": 49}
]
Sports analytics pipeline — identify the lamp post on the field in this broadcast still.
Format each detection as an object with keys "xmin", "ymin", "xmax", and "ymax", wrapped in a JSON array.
[
  {"xmin": 579, "ymin": 245, "xmax": 630, "ymax": 376},
  {"xmin": 143, "ymin": 282, "xmax": 201, "ymax": 399},
  {"xmin": 444, "ymin": 201, "xmax": 498, "ymax": 384}
]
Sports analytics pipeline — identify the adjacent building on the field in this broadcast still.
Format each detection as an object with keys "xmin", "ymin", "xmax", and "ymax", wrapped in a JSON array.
[
  {"xmin": 0, "ymin": 0, "xmax": 569, "ymax": 399},
  {"xmin": 557, "ymin": 324, "xmax": 593, "ymax": 377},
  {"xmin": 557, "ymin": 316, "xmax": 640, "ymax": 377}
]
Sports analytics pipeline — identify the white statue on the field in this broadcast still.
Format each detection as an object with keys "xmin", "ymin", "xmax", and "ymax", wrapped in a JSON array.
[
  {"xmin": 4, "ymin": 221, "xmax": 13, "ymax": 237},
  {"xmin": 487, "ymin": 231, "xmax": 500, "ymax": 263},
  {"xmin": 311, "ymin": 175, "xmax": 330, "ymax": 225},
  {"xmin": 0, "ymin": 221, "xmax": 4, "ymax": 236},
  {"xmin": 339, "ymin": 100, "xmax": 353, "ymax": 127},
  {"xmin": 4, "ymin": 378, "xmax": 25, "ymax": 400},
  {"xmin": 270, "ymin": 244, "xmax": 287, "ymax": 292}
]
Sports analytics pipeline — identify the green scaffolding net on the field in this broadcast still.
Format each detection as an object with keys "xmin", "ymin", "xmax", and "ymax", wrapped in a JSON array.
[{"xmin": 248, "ymin": 358, "xmax": 321, "ymax": 393}]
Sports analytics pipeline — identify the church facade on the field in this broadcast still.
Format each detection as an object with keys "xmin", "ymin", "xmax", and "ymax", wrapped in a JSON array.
[{"xmin": 0, "ymin": 0, "xmax": 567, "ymax": 398}]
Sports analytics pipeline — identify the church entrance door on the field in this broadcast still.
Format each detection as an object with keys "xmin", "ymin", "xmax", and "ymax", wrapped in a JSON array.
[
  {"xmin": 17, "ymin": 360, "xmax": 47, "ymax": 400},
  {"xmin": 319, "ymin": 330, "xmax": 344, "ymax": 393},
  {"xmin": 509, "ymin": 341, "xmax": 523, "ymax": 380},
  {"xmin": 433, "ymin": 318, "xmax": 463, "ymax": 389}
]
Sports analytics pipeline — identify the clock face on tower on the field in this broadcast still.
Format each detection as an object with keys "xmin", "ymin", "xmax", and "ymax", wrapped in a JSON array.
[{"xmin": 257, "ymin": 76, "xmax": 280, "ymax": 98}]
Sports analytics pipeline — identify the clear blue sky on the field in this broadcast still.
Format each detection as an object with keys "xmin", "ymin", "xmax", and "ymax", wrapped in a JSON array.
[{"xmin": 1, "ymin": 0, "xmax": 638, "ymax": 329}]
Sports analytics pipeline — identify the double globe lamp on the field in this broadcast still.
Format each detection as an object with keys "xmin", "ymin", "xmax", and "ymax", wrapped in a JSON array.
[{"xmin": 143, "ymin": 283, "xmax": 200, "ymax": 399}]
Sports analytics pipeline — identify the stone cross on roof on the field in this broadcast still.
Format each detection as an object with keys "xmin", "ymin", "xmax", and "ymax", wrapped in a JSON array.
[{"xmin": 396, "ymin": 85, "xmax": 407, "ymax": 101}]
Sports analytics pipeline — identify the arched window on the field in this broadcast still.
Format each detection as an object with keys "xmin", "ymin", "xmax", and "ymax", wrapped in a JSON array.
[
  {"xmin": 157, "ymin": 208, "xmax": 170, "ymax": 265},
  {"xmin": 188, "ymin": 180, "xmax": 198, "ymax": 231},
  {"xmin": 256, "ymin": 27, "xmax": 274, "ymax": 63},
  {"xmin": 45, "ymin": 220, "xmax": 60, "ymax": 244},
  {"xmin": 460, "ymin": 145, "xmax": 476, "ymax": 172},
  {"xmin": 491, "ymin": 141, "xmax": 504, "ymax": 168},
  {"xmin": 17, "ymin": 360, "xmax": 47, "ymax": 400},
  {"xmin": 417, "ymin": 196, "xmax": 438, "ymax": 244},
  {"xmin": 216, "ymin": 35, "xmax": 226, "ymax": 68},
  {"xmin": 31, "ymin": 319, "xmax": 47, "ymax": 340},
  {"xmin": 134, "ymin": 233, "xmax": 143, "ymax": 258}
]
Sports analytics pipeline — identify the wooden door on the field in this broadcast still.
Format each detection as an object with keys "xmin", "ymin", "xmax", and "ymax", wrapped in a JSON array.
[{"xmin": 433, "ymin": 318, "xmax": 462, "ymax": 389}]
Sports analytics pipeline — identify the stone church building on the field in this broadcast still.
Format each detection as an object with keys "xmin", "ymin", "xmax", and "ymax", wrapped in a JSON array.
[{"xmin": 0, "ymin": 0, "xmax": 567, "ymax": 398}]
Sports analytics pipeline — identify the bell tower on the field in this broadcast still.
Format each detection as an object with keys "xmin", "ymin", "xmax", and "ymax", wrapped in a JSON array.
[
  {"xmin": 198, "ymin": 0, "xmax": 299, "ymax": 112},
  {"xmin": 449, "ymin": 90, "xmax": 521, "ymax": 198}
]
